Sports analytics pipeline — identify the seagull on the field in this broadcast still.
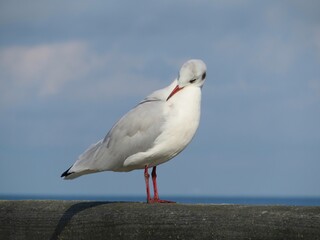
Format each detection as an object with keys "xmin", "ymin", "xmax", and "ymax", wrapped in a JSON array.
[{"xmin": 61, "ymin": 59, "xmax": 207, "ymax": 203}]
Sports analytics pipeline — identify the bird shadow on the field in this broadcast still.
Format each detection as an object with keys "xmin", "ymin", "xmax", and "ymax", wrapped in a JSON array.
[{"xmin": 49, "ymin": 201, "xmax": 129, "ymax": 240}]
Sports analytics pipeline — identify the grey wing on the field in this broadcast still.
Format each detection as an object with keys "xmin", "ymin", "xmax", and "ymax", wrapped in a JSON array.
[{"xmin": 73, "ymin": 100, "xmax": 166, "ymax": 172}]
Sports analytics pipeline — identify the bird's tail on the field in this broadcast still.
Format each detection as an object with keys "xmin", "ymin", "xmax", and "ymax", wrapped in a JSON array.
[
  {"xmin": 60, "ymin": 166, "xmax": 76, "ymax": 179},
  {"xmin": 61, "ymin": 139, "xmax": 104, "ymax": 180},
  {"xmin": 61, "ymin": 165, "xmax": 98, "ymax": 180}
]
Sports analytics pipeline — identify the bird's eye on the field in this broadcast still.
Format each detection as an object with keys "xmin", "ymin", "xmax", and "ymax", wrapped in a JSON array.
[
  {"xmin": 189, "ymin": 79, "xmax": 196, "ymax": 84},
  {"xmin": 202, "ymin": 72, "xmax": 206, "ymax": 80}
]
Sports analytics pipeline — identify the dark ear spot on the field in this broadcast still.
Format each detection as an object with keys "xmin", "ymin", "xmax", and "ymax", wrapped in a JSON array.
[{"xmin": 202, "ymin": 72, "xmax": 206, "ymax": 80}]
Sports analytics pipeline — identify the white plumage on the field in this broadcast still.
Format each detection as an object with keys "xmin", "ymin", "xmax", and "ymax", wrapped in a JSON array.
[{"xmin": 61, "ymin": 59, "xmax": 207, "ymax": 203}]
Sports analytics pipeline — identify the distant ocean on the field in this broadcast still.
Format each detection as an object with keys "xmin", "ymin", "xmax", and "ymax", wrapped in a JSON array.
[{"xmin": 1, "ymin": 195, "xmax": 320, "ymax": 206}]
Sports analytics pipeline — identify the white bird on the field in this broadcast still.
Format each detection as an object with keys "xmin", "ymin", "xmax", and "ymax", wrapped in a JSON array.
[{"xmin": 61, "ymin": 59, "xmax": 207, "ymax": 203}]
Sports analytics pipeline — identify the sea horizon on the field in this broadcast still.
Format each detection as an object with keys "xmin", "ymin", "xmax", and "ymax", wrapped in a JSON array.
[{"xmin": 1, "ymin": 194, "xmax": 320, "ymax": 206}]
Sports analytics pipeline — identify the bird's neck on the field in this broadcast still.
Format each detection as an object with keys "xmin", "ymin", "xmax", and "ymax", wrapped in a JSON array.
[{"xmin": 165, "ymin": 86, "xmax": 202, "ymax": 129}]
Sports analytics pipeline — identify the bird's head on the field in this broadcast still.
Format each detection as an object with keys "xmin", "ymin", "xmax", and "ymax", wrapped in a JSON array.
[{"xmin": 167, "ymin": 59, "xmax": 207, "ymax": 101}]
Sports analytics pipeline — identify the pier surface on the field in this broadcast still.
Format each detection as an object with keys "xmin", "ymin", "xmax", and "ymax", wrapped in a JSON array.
[{"xmin": 1, "ymin": 200, "xmax": 320, "ymax": 239}]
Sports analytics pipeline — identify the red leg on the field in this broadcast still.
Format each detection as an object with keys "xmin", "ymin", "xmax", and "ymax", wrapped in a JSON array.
[
  {"xmin": 149, "ymin": 166, "xmax": 175, "ymax": 204},
  {"xmin": 151, "ymin": 166, "xmax": 159, "ymax": 201},
  {"xmin": 144, "ymin": 165, "xmax": 151, "ymax": 203}
]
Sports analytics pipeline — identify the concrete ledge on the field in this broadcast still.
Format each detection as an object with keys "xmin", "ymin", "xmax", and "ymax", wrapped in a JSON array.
[{"xmin": 1, "ymin": 200, "xmax": 320, "ymax": 239}]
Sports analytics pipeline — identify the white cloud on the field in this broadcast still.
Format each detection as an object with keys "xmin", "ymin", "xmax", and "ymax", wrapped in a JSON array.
[
  {"xmin": 0, "ymin": 41, "xmax": 168, "ymax": 106},
  {"xmin": 0, "ymin": 41, "xmax": 100, "ymax": 104}
]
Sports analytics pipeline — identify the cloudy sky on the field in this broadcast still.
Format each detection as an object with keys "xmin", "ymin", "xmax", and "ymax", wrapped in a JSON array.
[{"xmin": 1, "ymin": 0, "xmax": 319, "ymax": 198}]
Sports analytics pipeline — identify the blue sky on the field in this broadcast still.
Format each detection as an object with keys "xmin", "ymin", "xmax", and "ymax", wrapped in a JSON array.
[{"xmin": 0, "ymin": 0, "xmax": 319, "ymax": 197}]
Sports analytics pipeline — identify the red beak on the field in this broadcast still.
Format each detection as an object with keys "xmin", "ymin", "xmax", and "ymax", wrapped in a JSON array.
[{"xmin": 166, "ymin": 85, "xmax": 183, "ymax": 101}]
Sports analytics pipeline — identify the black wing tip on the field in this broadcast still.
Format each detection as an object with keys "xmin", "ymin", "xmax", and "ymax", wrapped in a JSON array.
[{"xmin": 61, "ymin": 166, "xmax": 73, "ymax": 178}]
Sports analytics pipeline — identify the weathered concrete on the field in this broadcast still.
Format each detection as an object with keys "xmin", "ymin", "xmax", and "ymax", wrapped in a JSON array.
[{"xmin": 0, "ymin": 200, "xmax": 320, "ymax": 240}]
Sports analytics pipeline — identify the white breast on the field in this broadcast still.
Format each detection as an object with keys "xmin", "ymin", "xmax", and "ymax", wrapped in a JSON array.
[
  {"xmin": 122, "ymin": 86, "xmax": 202, "ymax": 170},
  {"xmin": 159, "ymin": 86, "xmax": 202, "ymax": 154}
]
